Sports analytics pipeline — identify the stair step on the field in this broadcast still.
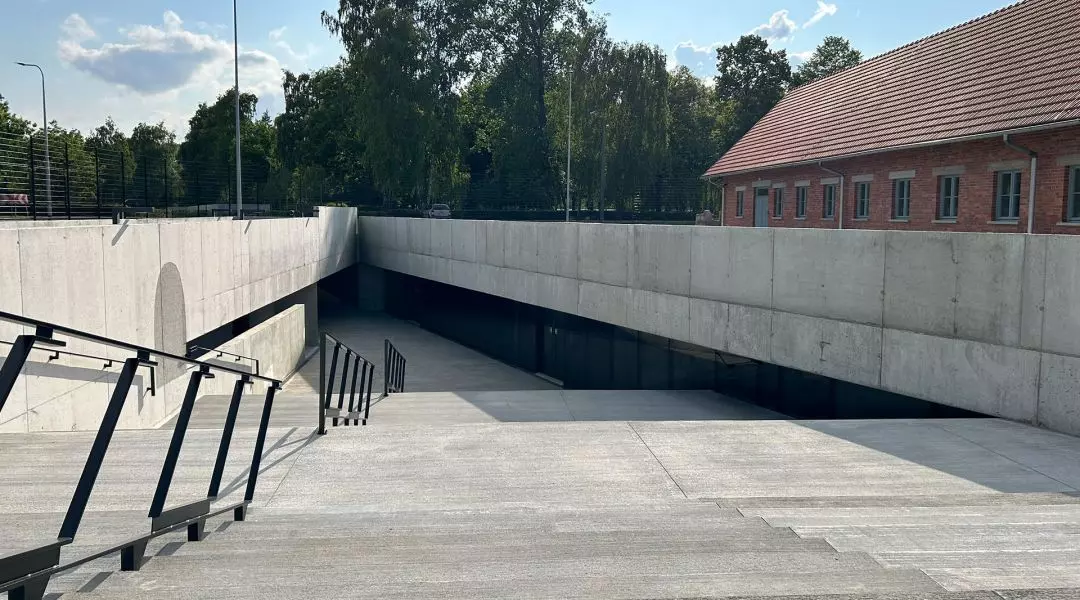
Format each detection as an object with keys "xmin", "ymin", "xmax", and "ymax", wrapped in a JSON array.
[{"xmin": 75, "ymin": 564, "xmax": 945, "ymax": 599}]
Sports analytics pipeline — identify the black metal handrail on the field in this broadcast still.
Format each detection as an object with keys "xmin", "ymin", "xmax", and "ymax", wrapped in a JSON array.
[
  {"xmin": 0, "ymin": 310, "xmax": 283, "ymax": 600},
  {"xmin": 0, "ymin": 338, "xmax": 158, "ymax": 396},
  {"xmin": 384, "ymin": 339, "xmax": 407, "ymax": 396},
  {"xmin": 317, "ymin": 332, "xmax": 376, "ymax": 435},
  {"xmin": 187, "ymin": 344, "xmax": 260, "ymax": 376}
]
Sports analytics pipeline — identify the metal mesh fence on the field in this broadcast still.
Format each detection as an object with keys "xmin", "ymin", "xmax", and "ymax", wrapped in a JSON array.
[{"xmin": 0, "ymin": 129, "xmax": 719, "ymax": 222}]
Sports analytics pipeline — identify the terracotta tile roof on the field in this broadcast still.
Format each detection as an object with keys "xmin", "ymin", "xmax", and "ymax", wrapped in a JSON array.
[{"xmin": 704, "ymin": 0, "xmax": 1080, "ymax": 178}]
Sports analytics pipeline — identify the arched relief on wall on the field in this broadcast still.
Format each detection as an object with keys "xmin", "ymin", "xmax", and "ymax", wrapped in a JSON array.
[{"xmin": 154, "ymin": 263, "xmax": 188, "ymax": 385}]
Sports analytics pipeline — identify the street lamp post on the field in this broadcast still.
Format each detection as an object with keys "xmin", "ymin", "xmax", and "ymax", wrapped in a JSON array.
[
  {"xmin": 565, "ymin": 70, "xmax": 571, "ymax": 223},
  {"xmin": 15, "ymin": 62, "xmax": 51, "ymax": 216},
  {"xmin": 233, "ymin": 0, "xmax": 243, "ymax": 219}
]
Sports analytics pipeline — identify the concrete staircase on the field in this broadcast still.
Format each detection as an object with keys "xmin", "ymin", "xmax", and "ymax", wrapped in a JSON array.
[{"xmin": 7, "ymin": 384, "xmax": 1080, "ymax": 598}]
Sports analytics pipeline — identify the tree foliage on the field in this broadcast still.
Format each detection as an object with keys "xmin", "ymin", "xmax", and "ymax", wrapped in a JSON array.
[
  {"xmin": 0, "ymin": 9, "xmax": 864, "ymax": 214},
  {"xmin": 715, "ymin": 34, "xmax": 792, "ymax": 148},
  {"xmin": 792, "ymin": 36, "xmax": 863, "ymax": 87}
]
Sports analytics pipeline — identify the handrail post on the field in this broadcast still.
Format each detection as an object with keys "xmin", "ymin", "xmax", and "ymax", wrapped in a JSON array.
[
  {"xmin": 149, "ymin": 367, "xmax": 210, "ymax": 518},
  {"xmin": 318, "ymin": 333, "xmax": 327, "ymax": 435},
  {"xmin": 208, "ymin": 376, "xmax": 248, "ymax": 498},
  {"xmin": 383, "ymin": 339, "xmax": 390, "ymax": 396},
  {"xmin": 362, "ymin": 362, "xmax": 374, "ymax": 426},
  {"xmin": 324, "ymin": 341, "xmax": 340, "ymax": 414},
  {"xmin": 334, "ymin": 349, "xmax": 351, "ymax": 427},
  {"xmin": 354, "ymin": 358, "xmax": 368, "ymax": 426},
  {"xmin": 346, "ymin": 356, "xmax": 360, "ymax": 427},
  {"xmin": 0, "ymin": 335, "xmax": 35, "ymax": 414},
  {"xmin": 245, "ymin": 383, "xmax": 279, "ymax": 503},
  {"xmin": 59, "ymin": 357, "xmax": 140, "ymax": 540}
]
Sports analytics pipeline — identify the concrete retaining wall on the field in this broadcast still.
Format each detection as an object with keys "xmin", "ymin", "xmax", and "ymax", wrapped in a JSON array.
[
  {"xmin": 199, "ymin": 304, "xmax": 309, "ymax": 398},
  {"xmin": 0, "ymin": 208, "xmax": 356, "ymax": 432},
  {"xmin": 358, "ymin": 217, "xmax": 1080, "ymax": 435}
]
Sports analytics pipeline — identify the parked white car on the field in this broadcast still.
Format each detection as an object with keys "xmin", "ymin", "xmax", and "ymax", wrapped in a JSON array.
[{"xmin": 428, "ymin": 204, "xmax": 452, "ymax": 219}]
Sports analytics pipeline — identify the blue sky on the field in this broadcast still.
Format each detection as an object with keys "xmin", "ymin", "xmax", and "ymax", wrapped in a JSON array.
[{"xmin": 0, "ymin": 0, "xmax": 1015, "ymax": 136}]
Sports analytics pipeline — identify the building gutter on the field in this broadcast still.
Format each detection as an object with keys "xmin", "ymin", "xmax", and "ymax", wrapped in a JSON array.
[
  {"xmin": 818, "ymin": 163, "xmax": 844, "ymax": 230},
  {"xmin": 702, "ymin": 118, "xmax": 1080, "ymax": 181},
  {"xmin": 1003, "ymin": 134, "xmax": 1037, "ymax": 234}
]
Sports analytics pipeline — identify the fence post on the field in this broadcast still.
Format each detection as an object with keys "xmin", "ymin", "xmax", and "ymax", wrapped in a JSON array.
[
  {"xmin": 163, "ymin": 157, "xmax": 169, "ymax": 218},
  {"xmin": 64, "ymin": 141, "xmax": 71, "ymax": 219},
  {"xmin": 94, "ymin": 148, "xmax": 101, "ymax": 217},
  {"xmin": 120, "ymin": 151, "xmax": 127, "ymax": 209},
  {"xmin": 28, "ymin": 136, "xmax": 37, "ymax": 220},
  {"xmin": 142, "ymin": 148, "xmax": 149, "ymax": 211}
]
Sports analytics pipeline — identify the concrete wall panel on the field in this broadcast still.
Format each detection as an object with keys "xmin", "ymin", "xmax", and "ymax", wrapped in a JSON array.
[
  {"xmin": 102, "ymin": 222, "xmax": 161, "ymax": 348},
  {"xmin": 477, "ymin": 221, "xmax": 506, "ymax": 267},
  {"xmin": 578, "ymin": 282, "xmax": 630, "ymax": 328},
  {"xmin": 689, "ymin": 227, "xmax": 772, "ymax": 308},
  {"xmin": 450, "ymin": 260, "xmax": 481, "ymax": 293},
  {"xmin": 407, "ymin": 218, "xmax": 431, "ymax": 256},
  {"xmin": 725, "ymin": 304, "xmax": 773, "ymax": 363},
  {"xmin": 630, "ymin": 225, "xmax": 692, "ymax": 296},
  {"xmin": 536, "ymin": 222, "xmax": 578, "ymax": 279},
  {"xmin": 430, "ymin": 219, "xmax": 453, "ymax": 259},
  {"xmin": 771, "ymin": 312, "xmax": 882, "ymax": 388},
  {"xmin": 629, "ymin": 289, "xmax": 690, "ymax": 342},
  {"xmin": 504, "ymin": 222, "xmax": 539, "ymax": 272},
  {"xmin": 535, "ymin": 274, "xmax": 578, "ymax": 315},
  {"xmin": 1037, "ymin": 353, "xmax": 1080, "ymax": 435},
  {"xmin": 0, "ymin": 229, "xmax": 27, "ymax": 432},
  {"xmin": 1041, "ymin": 236, "xmax": 1080, "ymax": 357},
  {"xmin": 1020, "ymin": 236, "xmax": 1048, "ymax": 350},
  {"xmin": 450, "ymin": 220, "xmax": 477, "ymax": 263},
  {"xmin": 881, "ymin": 329, "xmax": 1039, "ymax": 422},
  {"xmin": 577, "ymin": 224, "xmax": 629, "ymax": 287},
  {"xmin": 773, "ymin": 229, "xmax": 885, "ymax": 325},
  {"xmin": 884, "ymin": 232, "xmax": 1024, "ymax": 346}
]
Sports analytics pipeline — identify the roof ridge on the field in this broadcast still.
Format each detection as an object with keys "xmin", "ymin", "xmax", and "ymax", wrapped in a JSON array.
[{"xmin": 789, "ymin": 0, "xmax": 1033, "ymax": 97}]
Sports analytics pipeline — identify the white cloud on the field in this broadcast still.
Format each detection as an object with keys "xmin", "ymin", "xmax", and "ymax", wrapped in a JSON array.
[
  {"xmin": 751, "ymin": 10, "xmax": 798, "ymax": 42},
  {"xmin": 61, "ymin": 14, "xmax": 97, "ymax": 43},
  {"xmin": 803, "ymin": 1, "xmax": 838, "ymax": 28},
  {"xmin": 670, "ymin": 41, "xmax": 722, "ymax": 76},
  {"xmin": 268, "ymin": 25, "xmax": 318, "ymax": 64},
  {"xmin": 790, "ymin": 50, "xmax": 814, "ymax": 63},
  {"xmin": 58, "ymin": 10, "xmax": 284, "ymax": 97}
]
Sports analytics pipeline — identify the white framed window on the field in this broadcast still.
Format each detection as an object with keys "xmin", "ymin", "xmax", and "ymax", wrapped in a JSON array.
[
  {"xmin": 855, "ymin": 182, "xmax": 871, "ymax": 219},
  {"xmin": 774, "ymin": 187, "xmax": 784, "ymax": 218},
  {"xmin": 795, "ymin": 186, "xmax": 808, "ymax": 218},
  {"xmin": 736, "ymin": 190, "xmax": 744, "ymax": 217},
  {"xmin": 822, "ymin": 184, "xmax": 837, "ymax": 219},
  {"xmin": 938, "ymin": 175, "xmax": 960, "ymax": 220},
  {"xmin": 995, "ymin": 171, "xmax": 1021, "ymax": 221},
  {"xmin": 1069, "ymin": 167, "xmax": 1080, "ymax": 223},
  {"xmin": 893, "ymin": 179, "xmax": 911, "ymax": 219}
]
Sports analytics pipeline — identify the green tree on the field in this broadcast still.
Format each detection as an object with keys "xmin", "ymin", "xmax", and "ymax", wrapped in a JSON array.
[
  {"xmin": 0, "ymin": 95, "xmax": 32, "ymax": 195},
  {"xmin": 792, "ymin": 36, "xmax": 863, "ymax": 87},
  {"xmin": 0, "ymin": 95, "xmax": 31, "ymax": 137},
  {"xmin": 85, "ymin": 117, "xmax": 135, "ymax": 205},
  {"xmin": 488, "ymin": 0, "xmax": 592, "ymax": 208},
  {"xmin": 179, "ymin": 90, "xmax": 279, "ymax": 206},
  {"xmin": 666, "ymin": 66, "xmax": 729, "ymax": 206},
  {"xmin": 322, "ymin": 0, "xmax": 489, "ymax": 206},
  {"xmin": 130, "ymin": 122, "xmax": 182, "ymax": 207},
  {"xmin": 715, "ymin": 34, "xmax": 791, "ymax": 148}
]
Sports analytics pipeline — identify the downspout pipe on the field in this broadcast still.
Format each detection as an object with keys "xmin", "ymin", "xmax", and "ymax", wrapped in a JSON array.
[
  {"xmin": 706, "ymin": 177, "xmax": 725, "ymax": 226},
  {"xmin": 1003, "ymin": 134, "xmax": 1037, "ymax": 234},
  {"xmin": 818, "ymin": 163, "xmax": 845, "ymax": 230}
]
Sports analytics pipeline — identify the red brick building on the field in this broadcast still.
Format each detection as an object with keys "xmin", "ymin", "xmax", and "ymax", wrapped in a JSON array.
[{"xmin": 703, "ymin": 0, "xmax": 1080, "ymax": 235}]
